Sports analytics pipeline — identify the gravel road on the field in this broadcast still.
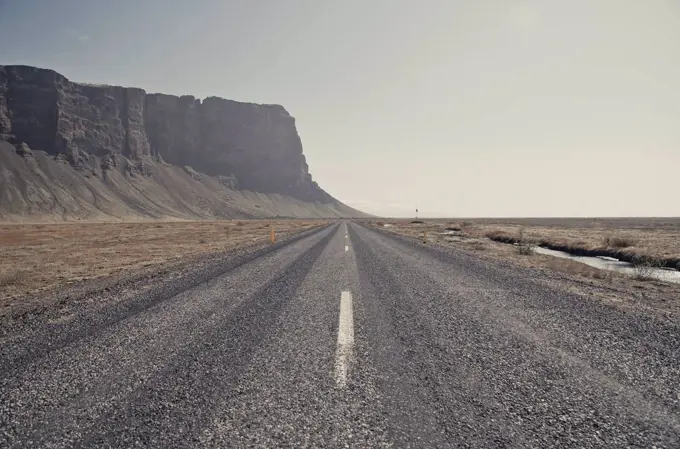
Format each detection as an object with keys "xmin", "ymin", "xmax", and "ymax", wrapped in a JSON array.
[{"xmin": 1, "ymin": 222, "xmax": 679, "ymax": 448}]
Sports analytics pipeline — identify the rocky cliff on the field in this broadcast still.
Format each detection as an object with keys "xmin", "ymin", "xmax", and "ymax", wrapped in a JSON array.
[{"xmin": 0, "ymin": 65, "xmax": 333, "ymax": 204}]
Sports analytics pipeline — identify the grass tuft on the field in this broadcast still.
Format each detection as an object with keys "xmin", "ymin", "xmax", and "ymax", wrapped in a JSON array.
[
  {"xmin": 603, "ymin": 235, "xmax": 636, "ymax": 249},
  {"xmin": 516, "ymin": 228, "xmax": 535, "ymax": 255},
  {"xmin": 484, "ymin": 229, "xmax": 515, "ymax": 243},
  {"xmin": 0, "ymin": 269, "xmax": 30, "ymax": 287},
  {"xmin": 632, "ymin": 256, "xmax": 661, "ymax": 281},
  {"xmin": 466, "ymin": 241, "xmax": 487, "ymax": 251}
]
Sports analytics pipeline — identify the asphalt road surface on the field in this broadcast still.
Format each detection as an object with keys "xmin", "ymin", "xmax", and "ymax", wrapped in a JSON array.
[{"xmin": 1, "ymin": 222, "xmax": 679, "ymax": 448}]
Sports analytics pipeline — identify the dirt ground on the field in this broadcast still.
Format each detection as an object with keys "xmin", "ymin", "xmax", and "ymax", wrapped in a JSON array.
[
  {"xmin": 0, "ymin": 220, "xmax": 323, "ymax": 303},
  {"xmin": 369, "ymin": 218, "xmax": 680, "ymax": 316}
]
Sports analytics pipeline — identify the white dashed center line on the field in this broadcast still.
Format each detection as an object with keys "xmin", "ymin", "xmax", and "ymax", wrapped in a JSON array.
[
  {"xmin": 335, "ymin": 291, "xmax": 354, "ymax": 388},
  {"xmin": 345, "ymin": 245, "xmax": 349, "ymax": 252}
]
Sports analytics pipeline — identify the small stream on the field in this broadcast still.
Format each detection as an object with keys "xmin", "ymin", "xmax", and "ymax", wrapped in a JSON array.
[
  {"xmin": 414, "ymin": 227, "xmax": 680, "ymax": 284},
  {"xmin": 437, "ymin": 229, "xmax": 680, "ymax": 284},
  {"xmin": 532, "ymin": 246, "xmax": 680, "ymax": 284}
]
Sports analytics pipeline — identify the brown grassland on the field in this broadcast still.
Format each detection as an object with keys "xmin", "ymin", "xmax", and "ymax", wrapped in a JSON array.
[
  {"xmin": 0, "ymin": 220, "xmax": 324, "ymax": 304},
  {"xmin": 374, "ymin": 217, "xmax": 680, "ymax": 268},
  {"xmin": 465, "ymin": 218, "xmax": 680, "ymax": 269}
]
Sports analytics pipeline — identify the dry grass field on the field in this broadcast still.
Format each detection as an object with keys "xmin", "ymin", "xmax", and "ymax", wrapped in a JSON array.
[
  {"xmin": 459, "ymin": 217, "xmax": 680, "ymax": 268},
  {"xmin": 0, "ymin": 220, "xmax": 323, "ymax": 302},
  {"xmin": 374, "ymin": 217, "xmax": 680, "ymax": 268},
  {"xmin": 369, "ymin": 218, "xmax": 680, "ymax": 309}
]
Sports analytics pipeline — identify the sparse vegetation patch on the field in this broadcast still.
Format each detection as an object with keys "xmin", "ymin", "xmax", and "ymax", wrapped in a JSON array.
[
  {"xmin": 516, "ymin": 228, "xmax": 535, "ymax": 255},
  {"xmin": 632, "ymin": 256, "xmax": 663, "ymax": 281}
]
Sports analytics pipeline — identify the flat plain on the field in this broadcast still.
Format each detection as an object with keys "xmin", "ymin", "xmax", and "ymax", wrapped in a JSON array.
[{"xmin": 0, "ymin": 220, "xmax": 324, "ymax": 311}]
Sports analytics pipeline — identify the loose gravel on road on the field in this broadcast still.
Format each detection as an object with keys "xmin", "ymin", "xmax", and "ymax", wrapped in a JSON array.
[{"xmin": 1, "ymin": 222, "xmax": 679, "ymax": 448}]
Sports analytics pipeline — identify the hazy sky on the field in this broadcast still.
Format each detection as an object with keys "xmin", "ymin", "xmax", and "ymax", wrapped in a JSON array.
[{"xmin": 1, "ymin": 0, "xmax": 679, "ymax": 217}]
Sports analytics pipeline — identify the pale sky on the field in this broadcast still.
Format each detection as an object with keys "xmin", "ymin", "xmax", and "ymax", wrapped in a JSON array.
[{"xmin": 1, "ymin": 0, "xmax": 678, "ymax": 217}]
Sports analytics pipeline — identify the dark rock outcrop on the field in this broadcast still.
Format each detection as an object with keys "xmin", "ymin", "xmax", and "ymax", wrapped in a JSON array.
[
  {"xmin": 0, "ymin": 65, "xmax": 333, "ymax": 203},
  {"xmin": 14, "ymin": 142, "xmax": 33, "ymax": 158}
]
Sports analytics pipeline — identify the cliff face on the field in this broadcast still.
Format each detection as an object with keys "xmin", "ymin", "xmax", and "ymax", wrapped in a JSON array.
[{"xmin": 0, "ymin": 65, "xmax": 332, "ymax": 203}]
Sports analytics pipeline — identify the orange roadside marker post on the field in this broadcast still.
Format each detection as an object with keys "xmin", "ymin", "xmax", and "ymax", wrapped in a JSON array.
[
  {"xmin": 271, "ymin": 225, "xmax": 276, "ymax": 243},
  {"xmin": 423, "ymin": 230, "xmax": 427, "ymax": 243}
]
